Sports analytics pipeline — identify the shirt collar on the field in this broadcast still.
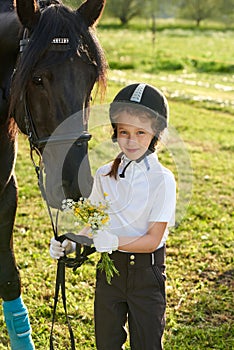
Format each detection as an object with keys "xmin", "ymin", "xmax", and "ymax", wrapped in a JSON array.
[
  {"xmin": 121, "ymin": 151, "xmax": 158, "ymax": 164},
  {"xmin": 119, "ymin": 152, "xmax": 158, "ymax": 177}
]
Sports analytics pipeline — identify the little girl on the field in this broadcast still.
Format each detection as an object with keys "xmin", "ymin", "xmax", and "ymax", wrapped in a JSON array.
[{"xmin": 50, "ymin": 83, "xmax": 176, "ymax": 350}]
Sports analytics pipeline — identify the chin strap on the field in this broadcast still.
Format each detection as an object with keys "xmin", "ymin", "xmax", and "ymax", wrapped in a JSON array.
[
  {"xmin": 119, "ymin": 160, "xmax": 132, "ymax": 178},
  {"xmin": 119, "ymin": 151, "xmax": 152, "ymax": 179}
]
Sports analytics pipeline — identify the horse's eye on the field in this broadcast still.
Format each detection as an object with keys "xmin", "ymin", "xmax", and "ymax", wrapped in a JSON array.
[{"xmin": 32, "ymin": 76, "xmax": 43, "ymax": 85}]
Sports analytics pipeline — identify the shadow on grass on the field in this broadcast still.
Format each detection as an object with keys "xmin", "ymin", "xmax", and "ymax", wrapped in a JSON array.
[{"xmin": 215, "ymin": 269, "xmax": 233, "ymax": 288}]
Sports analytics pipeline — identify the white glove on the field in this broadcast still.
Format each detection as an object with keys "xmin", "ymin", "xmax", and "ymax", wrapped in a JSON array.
[
  {"xmin": 49, "ymin": 237, "xmax": 76, "ymax": 260},
  {"xmin": 93, "ymin": 230, "xmax": 119, "ymax": 254}
]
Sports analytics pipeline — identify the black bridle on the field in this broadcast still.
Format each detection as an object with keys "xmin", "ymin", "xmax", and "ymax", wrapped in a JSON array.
[
  {"xmin": 23, "ymin": 92, "xmax": 92, "ymax": 151},
  {"xmin": 19, "ymin": 0, "xmax": 93, "ymax": 154},
  {"xmin": 20, "ymin": 29, "xmax": 92, "ymax": 154},
  {"xmin": 19, "ymin": 22, "xmax": 95, "ymax": 350},
  {"xmin": 20, "ymin": 27, "xmax": 93, "ymax": 223}
]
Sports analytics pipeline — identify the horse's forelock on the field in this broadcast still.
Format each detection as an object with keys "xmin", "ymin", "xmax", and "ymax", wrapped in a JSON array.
[{"xmin": 34, "ymin": 5, "xmax": 107, "ymax": 91}]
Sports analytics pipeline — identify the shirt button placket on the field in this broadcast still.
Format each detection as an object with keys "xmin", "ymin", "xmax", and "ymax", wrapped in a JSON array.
[
  {"xmin": 129, "ymin": 254, "xmax": 135, "ymax": 266},
  {"xmin": 127, "ymin": 254, "xmax": 136, "ymax": 291}
]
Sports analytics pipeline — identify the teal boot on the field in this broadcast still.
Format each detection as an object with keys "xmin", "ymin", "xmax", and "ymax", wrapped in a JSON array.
[{"xmin": 2, "ymin": 296, "xmax": 35, "ymax": 350}]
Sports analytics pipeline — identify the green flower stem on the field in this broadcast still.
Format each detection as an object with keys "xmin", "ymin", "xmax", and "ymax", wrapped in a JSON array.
[
  {"xmin": 77, "ymin": 212, "xmax": 88, "ymax": 223},
  {"xmin": 97, "ymin": 252, "xmax": 119, "ymax": 284}
]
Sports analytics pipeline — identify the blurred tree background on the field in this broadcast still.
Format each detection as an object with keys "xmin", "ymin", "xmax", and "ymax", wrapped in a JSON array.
[{"xmin": 65, "ymin": 0, "xmax": 234, "ymax": 27}]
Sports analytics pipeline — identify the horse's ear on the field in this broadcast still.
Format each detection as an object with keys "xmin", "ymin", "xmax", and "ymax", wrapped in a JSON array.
[
  {"xmin": 15, "ymin": 0, "xmax": 41, "ymax": 29},
  {"xmin": 76, "ymin": 0, "xmax": 106, "ymax": 27}
]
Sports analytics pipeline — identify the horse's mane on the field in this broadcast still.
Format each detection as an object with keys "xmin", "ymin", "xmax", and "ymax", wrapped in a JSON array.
[{"xmin": 10, "ymin": 3, "xmax": 107, "ymax": 115}]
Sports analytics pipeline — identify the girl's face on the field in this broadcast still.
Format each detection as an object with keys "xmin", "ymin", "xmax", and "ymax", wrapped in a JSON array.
[{"xmin": 116, "ymin": 112, "xmax": 154, "ymax": 160}]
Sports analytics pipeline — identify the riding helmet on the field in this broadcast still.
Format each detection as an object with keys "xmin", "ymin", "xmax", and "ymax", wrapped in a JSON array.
[{"xmin": 109, "ymin": 83, "xmax": 169, "ymax": 150}]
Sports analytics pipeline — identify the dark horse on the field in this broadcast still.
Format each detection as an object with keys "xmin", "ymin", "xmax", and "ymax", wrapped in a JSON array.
[{"xmin": 0, "ymin": 0, "xmax": 107, "ymax": 348}]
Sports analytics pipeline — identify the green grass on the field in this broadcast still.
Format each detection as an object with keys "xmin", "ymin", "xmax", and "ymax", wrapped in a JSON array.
[
  {"xmin": 0, "ymin": 20, "xmax": 233, "ymax": 349},
  {"xmin": 96, "ymin": 22, "xmax": 234, "ymax": 74}
]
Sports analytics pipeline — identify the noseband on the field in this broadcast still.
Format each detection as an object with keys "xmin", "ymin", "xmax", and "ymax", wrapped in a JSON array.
[{"xmin": 23, "ymin": 96, "xmax": 92, "ymax": 151}]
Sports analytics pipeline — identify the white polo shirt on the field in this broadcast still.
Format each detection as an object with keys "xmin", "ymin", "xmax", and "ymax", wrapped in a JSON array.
[{"xmin": 89, "ymin": 153, "xmax": 176, "ymax": 249}]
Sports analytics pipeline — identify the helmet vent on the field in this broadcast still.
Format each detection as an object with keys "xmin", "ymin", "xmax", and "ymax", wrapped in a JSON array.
[{"xmin": 130, "ymin": 83, "xmax": 146, "ymax": 103}]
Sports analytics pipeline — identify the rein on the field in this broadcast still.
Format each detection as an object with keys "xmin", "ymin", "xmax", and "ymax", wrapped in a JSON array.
[
  {"xmin": 19, "ymin": 23, "xmax": 95, "ymax": 350},
  {"xmin": 29, "ymin": 132, "xmax": 95, "ymax": 350}
]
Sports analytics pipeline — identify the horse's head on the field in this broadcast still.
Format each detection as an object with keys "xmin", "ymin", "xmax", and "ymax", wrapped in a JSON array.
[{"xmin": 10, "ymin": 0, "xmax": 107, "ymax": 208}]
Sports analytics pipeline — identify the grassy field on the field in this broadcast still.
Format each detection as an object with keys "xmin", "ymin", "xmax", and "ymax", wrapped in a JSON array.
[{"xmin": 0, "ymin": 20, "xmax": 233, "ymax": 349}]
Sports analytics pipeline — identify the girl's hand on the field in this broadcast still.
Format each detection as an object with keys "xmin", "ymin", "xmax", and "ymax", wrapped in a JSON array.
[
  {"xmin": 49, "ymin": 237, "xmax": 76, "ymax": 259},
  {"xmin": 93, "ymin": 230, "xmax": 119, "ymax": 254}
]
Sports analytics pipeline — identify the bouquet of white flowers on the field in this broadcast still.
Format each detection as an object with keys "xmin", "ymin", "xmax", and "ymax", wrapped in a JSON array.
[{"xmin": 62, "ymin": 196, "xmax": 119, "ymax": 284}]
